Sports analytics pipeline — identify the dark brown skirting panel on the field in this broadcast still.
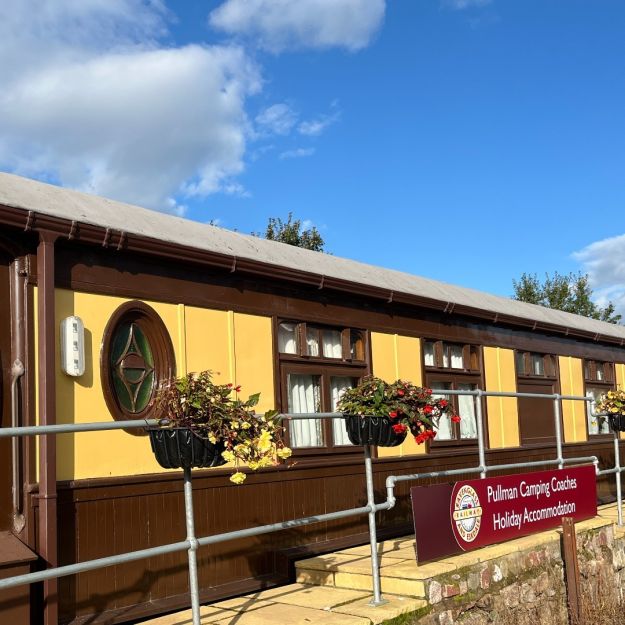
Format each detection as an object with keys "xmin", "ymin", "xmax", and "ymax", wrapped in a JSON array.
[{"xmin": 24, "ymin": 440, "xmax": 619, "ymax": 625}]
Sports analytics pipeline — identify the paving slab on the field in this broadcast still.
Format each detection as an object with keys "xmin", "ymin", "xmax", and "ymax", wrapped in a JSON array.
[
  {"xmin": 212, "ymin": 603, "xmax": 371, "ymax": 625},
  {"xmin": 238, "ymin": 583, "xmax": 368, "ymax": 609},
  {"xmin": 142, "ymin": 605, "xmax": 237, "ymax": 625},
  {"xmin": 333, "ymin": 595, "xmax": 428, "ymax": 625},
  {"xmin": 297, "ymin": 552, "xmax": 409, "ymax": 573}
]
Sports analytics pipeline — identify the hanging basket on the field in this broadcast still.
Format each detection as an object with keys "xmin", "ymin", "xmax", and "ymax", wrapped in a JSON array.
[
  {"xmin": 343, "ymin": 414, "xmax": 407, "ymax": 447},
  {"xmin": 148, "ymin": 427, "xmax": 227, "ymax": 469},
  {"xmin": 608, "ymin": 414, "xmax": 625, "ymax": 433}
]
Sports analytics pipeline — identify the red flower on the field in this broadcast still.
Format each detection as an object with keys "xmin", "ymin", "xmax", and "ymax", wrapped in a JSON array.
[
  {"xmin": 392, "ymin": 423, "xmax": 407, "ymax": 434},
  {"xmin": 235, "ymin": 385, "xmax": 242, "ymax": 392},
  {"xmin": 423, "ymin": 405, "xmax": 433, "ymax": 414},
  {"xmin": 397, "ymin": 389, "xmax": 405, "ymax": 397},
  {"xmin": 451, "ymin": 415, "xmax": 461, "ymax": 423},
  {"xmin": 439, "ymin": 399, "xmax": 448, "ymax": 408},
  {"xmin": 388, "ymin": 411, "xmax": 398, "ymax": 419},
  {"xmin": 227, "ymin": 383, "xmax": 233, "ymax": 388}
]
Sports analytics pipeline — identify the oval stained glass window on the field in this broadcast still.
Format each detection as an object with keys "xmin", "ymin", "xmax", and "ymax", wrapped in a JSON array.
[
  {"xmin": 110, "ymin": 322, "xmax": 155, "ymax": 413},
  {"xmin": 101, "ymin": 301, "xmax": 175, "ymax": 433}
]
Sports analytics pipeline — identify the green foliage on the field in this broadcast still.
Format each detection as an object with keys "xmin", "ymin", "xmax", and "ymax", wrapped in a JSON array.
[
  {"xmin": 512, "ymin": 271, "xmax": 621, "ymax": 324},
  {"xmin": 336, "ymin": 376, "xmax": 457, "ymax": 444},
  {"xmin": 257, "ymin": 212, "xmax": 325, "ymax": 252},
  {"xmin": 156, "ymin": 371, "xmax": 291, "ymax": 484}
]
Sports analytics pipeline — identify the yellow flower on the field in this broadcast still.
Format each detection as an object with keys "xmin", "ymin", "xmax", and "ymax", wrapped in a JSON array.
[
  {"xmin": 208, "ymin": 433, "xmax": 217, "ymax": 444},
  {"xmin": 241, "ymin": 422, "xmax": 251, "ymax": 430},
  {"xmin": 258, "ymin": 430, "xmax": 272, "ymax": 453},
  {"xmin": 277, "ymin": 447, "xmax": 292, "ymax": 460},
  {"xmin": 248, "ymin": 460, "xmax": 260, "ymax": 471},
  {"xmin": 230, "ymin": 471, "xmax": 246, "ymax": 485},
  {"xmin": 222, "ymin": 450, "xmax": 235, "ymax": 463},
  {"xmin": 258, "ymin": 456, "xmax": 274, "ymax": 468}
]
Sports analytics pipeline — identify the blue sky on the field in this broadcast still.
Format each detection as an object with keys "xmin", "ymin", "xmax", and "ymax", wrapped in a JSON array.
[{"xmin": 2, "ymin": 0, "xmax": 625, "ymax": 312}]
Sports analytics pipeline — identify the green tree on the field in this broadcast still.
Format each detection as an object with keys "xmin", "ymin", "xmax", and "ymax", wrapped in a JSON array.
[
  {"xmin": 257, "ymin": 213, "xmax": 325, "ymax": 252},
  {"xmin": 512, "ymin": 271, "xmax": 621, "ymax": 324}
]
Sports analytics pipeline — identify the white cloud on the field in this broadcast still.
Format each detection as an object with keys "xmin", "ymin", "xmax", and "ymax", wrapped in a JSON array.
[
  {"xmin": 443, "ymin": 0, "xmax": 491, "ymax": 9},
  {"xmin": 256, "ymin": 103, "xmax": 298, "ymax": 135},
  {"xmin": 574, "ymin": 234, "xmax": 625, "ymax": 317},
  {"xmin": 209, "ymin": 0, "xmax": 386, "ymax": 53},
  {"xmin": 0, "ymin": 0, "xmax": 261, "ymax": 212},
  {"xmin": 298, "ymin": 110, "xmax": 340, "ymax": 136},
  {"xmin": 279, "ymin": 147, "xmax": 315, "ymax": 159}
]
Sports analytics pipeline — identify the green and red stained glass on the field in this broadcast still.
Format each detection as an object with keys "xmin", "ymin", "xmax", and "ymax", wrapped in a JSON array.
[{"xmin": 110, "ymin": 322, "xmax": 155, "ymax": 413}]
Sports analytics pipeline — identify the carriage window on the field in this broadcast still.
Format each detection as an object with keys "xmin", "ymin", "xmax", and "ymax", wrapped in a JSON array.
[
  {"xmin": 278, "ymin": 320, "xmax": 368, "ymax": 453},
  {"xmin": 101, "ymin": 301, "xmax": 175, "ymax": 434}
]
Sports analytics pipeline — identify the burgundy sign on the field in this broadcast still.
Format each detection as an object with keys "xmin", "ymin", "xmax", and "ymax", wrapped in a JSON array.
[{"xmin": 411, "ymin": 465, "xmax": 596, "ymax": 563}]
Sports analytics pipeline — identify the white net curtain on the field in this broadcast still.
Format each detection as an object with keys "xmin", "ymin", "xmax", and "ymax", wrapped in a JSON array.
[
  {"xmin": 431, "ymin": 382, "xmax": 478, "ymax": 440},
  {"xmin": 286, "ymin": 374, "xmax": 356, "ymax": 447}
]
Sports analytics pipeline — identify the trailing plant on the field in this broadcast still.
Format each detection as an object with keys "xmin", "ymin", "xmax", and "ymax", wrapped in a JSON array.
[
  {"xmin": 336, "ymin": 376, "xmax": 458, "ymax": 444},
  {"xmin": 156, "ymin": 370, "xmax": 291, "ymax": 484},
  {"xmin": 596, "ymin": 389, "xmax": 625, "ymax": 416}
]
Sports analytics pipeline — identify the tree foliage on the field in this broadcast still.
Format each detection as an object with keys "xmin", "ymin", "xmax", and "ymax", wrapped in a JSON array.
[
  {"xmin": 258, "ymin": 213, "xmax": 325, "ymax": 252},
  {"xmin": 512, "ymin": 271, "xmax": 621, "ymax": 324}
]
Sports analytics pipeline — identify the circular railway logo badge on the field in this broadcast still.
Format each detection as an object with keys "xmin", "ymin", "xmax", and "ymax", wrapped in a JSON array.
[{"xmin": 452, "ymin": 485, "xmax": 483, "ymax": 544}]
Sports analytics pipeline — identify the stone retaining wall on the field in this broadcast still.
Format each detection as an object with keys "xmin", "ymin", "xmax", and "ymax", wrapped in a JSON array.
[{"xmin": 413, "ymin": 521, "xmax": 624, "ymax": 624}]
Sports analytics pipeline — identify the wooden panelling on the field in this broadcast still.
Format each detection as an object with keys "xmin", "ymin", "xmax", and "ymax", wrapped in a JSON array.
[{"xmin": 44, "ymin": 440, "xmax": 622, "ymax": 625}]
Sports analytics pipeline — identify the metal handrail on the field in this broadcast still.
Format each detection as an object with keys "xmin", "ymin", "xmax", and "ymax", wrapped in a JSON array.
[{"xmin": 0, "ymin": 388, "xmax": 622, "ymax": 623}]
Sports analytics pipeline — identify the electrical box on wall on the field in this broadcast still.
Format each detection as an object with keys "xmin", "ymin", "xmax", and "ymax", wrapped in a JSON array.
[{"xmin": 60, "ymin": 316, "xmax": 85, "ymax": 377}]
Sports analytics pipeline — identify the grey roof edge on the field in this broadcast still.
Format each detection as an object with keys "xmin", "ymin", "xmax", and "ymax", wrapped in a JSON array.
[{"xmin": 1, "ymin": 171, "xmax": 624, "ymax": 343}]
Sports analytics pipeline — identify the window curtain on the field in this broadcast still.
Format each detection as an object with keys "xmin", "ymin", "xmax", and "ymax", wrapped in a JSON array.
[
  {"xmin": 331, "ymin": 376, "xmax": 355, "ymax": 446},
  {"xmin": 431, "ymin": 382, "xmax": 453, "ymax": 440},
  {"xmin": 424, "ymin": 343, "xmax": 435, "ymax": 367},
  {"xmin": 586, "ymin": 387, "xmax": 610, "ymax": 435},
  {"xmin": 287, "ymin": 374, "xmax": 323, "ymax": 447},
  {"xmin": 322, "ymin": 330, "xmax": 342, "ymax": 358},
  {"xmin": 278, "ymin": 323, "xmax": 297, "ymax": 354},
  {"xmin": 450, "ymin": 346, "xmax": 463, "ymax": 369},
  {"xmin": 458, "ymin": 383, "xmax": 478, "ymax": 438},
  {"xmin": 306, "ymin": 329, "xmax": 320, "ymax": 356}
]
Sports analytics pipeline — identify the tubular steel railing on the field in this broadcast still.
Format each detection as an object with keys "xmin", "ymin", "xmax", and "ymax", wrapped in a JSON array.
[{"xmin": 0, "ymin": 389, "xmax": 622, "ymax": 624}]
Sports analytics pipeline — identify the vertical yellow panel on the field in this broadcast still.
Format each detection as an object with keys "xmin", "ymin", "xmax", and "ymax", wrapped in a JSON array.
[
  {"xmin": 370, "ymin": 332, "xmax": 397, "ymax": 383},
  {"xmin": 371, "ymin": 332, "xmax": 426, "ymax": 458},
  {"xmin": 616, "ymin": 364, "xmax": 625, "ymax": 390},
  {"xmin": 184, "ymin": 307, "xmax": 230, "ymax": 383},
  {"xmin": 395, "ymin": 335, "xmax": 426, "ymax": 456},
  {"xmin": 616, "ymin": 364, "xmax": 625, "ymax": 440},
  {"xmin": 559, "ymin": 356, "xmax": 586, "ymax": 443},
  {"xmin": 232, "ymin": 313, "xmax": 275, "ymax": 413},
  {"xmin": 483, "ymin": 347, "xmax": 520, "ymax": 449},
  {"xmin": 177, "ymin": 304, "xmax": 187, "ymax": 376},
  {"xmin": 395, "ymin": 335, "xmax": 423, "ymax": 385}
]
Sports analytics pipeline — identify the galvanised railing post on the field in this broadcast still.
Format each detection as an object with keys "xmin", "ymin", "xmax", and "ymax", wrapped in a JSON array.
[
  {"xmin": 553, "ymin": 395, "xmax": 564, "ymax": 469},
  {"xmin": 475, "ymin": 389, "xmax": 487, "ymax": 478},
  {"xmin": 364, "ymin": 444, "xmax": 387, "ymax": 606},
  {"xmin": 613, "ymin": 432, "xmax": 623, "ymax": 527},
  {"xmin": 183, "ymin": 466, "xmax": 201, "ymax": 625}
]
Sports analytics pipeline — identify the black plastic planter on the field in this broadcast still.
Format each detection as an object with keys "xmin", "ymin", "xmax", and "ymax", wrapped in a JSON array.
[
  {"xmin": 148, "ymin": 428, "xmax": 227, "ymax": 469},
  {"xmin": 609, "ymin": 414, "xmax": 625, "ymax": 433},
  {"xmin": 344, "ymin": 415, "xmax": 407, "ymax": 447}
]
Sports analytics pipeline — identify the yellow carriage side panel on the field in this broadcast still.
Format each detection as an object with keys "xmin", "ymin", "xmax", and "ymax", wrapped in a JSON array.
[
  {"xmin": 370, "ymin": 332, "xmax": 425, "ymax": 458},
  {"xmin": 558, "ymin": 356, "xmax": 586, "ymax": 443},
  {"xmin": 232, "ymin": 313, "xmax": 274, "ymax": 413},
  {"xmin": 184, "ymin": 306, "xmax": 231, "ymax": 383},
  {"xmin": 616, "ymin": 363, "xmax": 625, "ymax": 390},
  {"xmin": 55, "ymin": 290, "xmax": 183, "ymax": 480},
  {"xmin": 370, "ymin": 332, "xmax": 397, "ymax": 383},
  {"xmin": 616, "ymin": 364, "xmax": 625, "ymax": 440},
  {"xmin": 483, "ymin": 347, "xmax": 519, "ymax": 449}
]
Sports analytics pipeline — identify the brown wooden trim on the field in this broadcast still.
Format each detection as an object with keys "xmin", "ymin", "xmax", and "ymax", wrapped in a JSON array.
[
  {"xmin": 100, "ymin": 300, "xmax": 176, "ymax": 435},
  {"xmin": 36, "ymin": 230, "xmax": 58, "ymax": 625}
]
